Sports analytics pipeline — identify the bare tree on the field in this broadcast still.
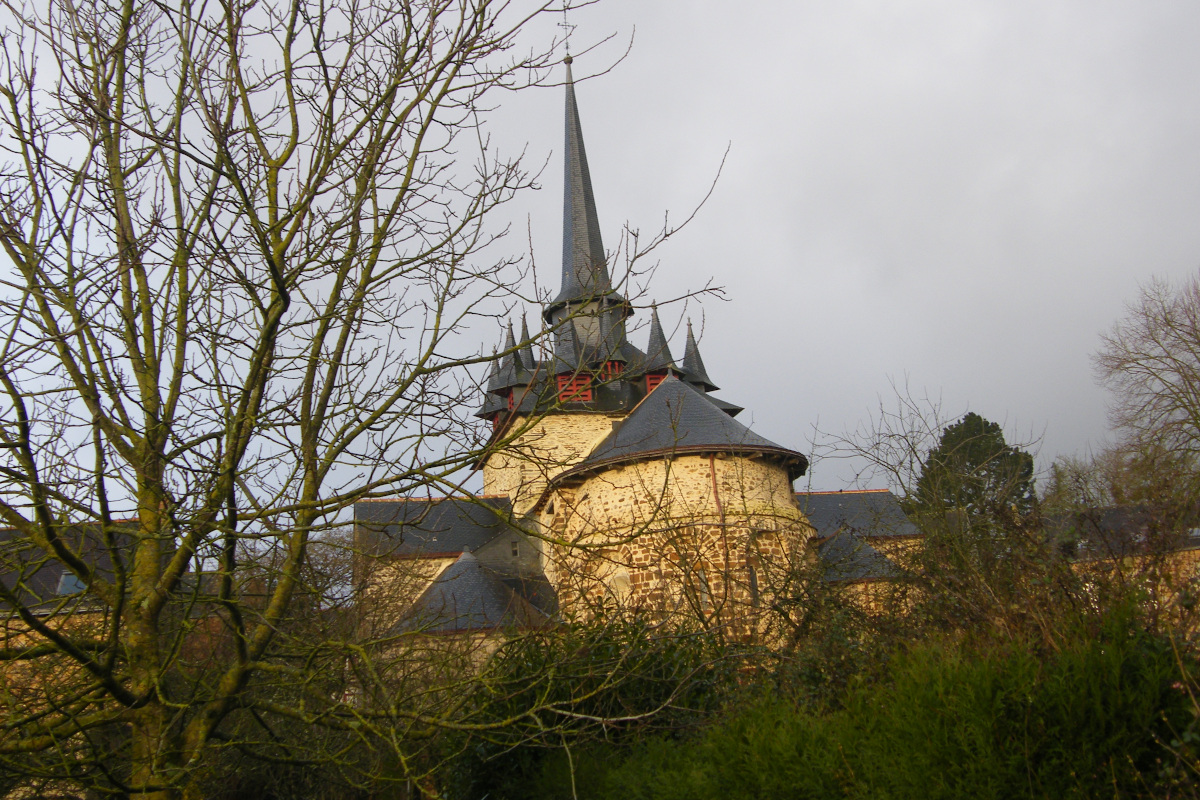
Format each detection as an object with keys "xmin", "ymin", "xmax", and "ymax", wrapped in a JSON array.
[
  {"xmin": 0, "ymin": 0, "xmax": 598, "ymax": 796},
  {"xmin": 1097, "ymin": 271, "xmax": 1200, "ymax": 460}
]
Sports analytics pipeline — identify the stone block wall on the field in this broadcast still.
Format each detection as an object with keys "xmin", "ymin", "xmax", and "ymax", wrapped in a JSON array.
[
  {"xmin": 538, "ymin": 454, "xmax": 813, "ymax": 639},
  {"xmin": 482, "ymin": 413, "xmax": 619, "ymax": 514}
]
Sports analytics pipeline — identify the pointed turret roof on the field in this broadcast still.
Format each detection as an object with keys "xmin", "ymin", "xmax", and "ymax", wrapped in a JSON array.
[
  {"xmin": 643, "ymin": 305, "xmax": 676, "ymax": 373},
  {"xmin": 518, "ymin": 315, "xmax": 537, "ymax": 372},
  {"xmin": 485, "ymin": 347, "xmax": 502, "ymax": 393},
  {"xmin": 551, "ymin": 317, "xmax": 584, "ymax": 374},
  {"xmin": 555, "ymin": 376, "xmax": 807, "ymax": 482},
  {"xmin": 681, "ymin": 320, "xmax": 718, "ymax": 391},
  {"xmin": 494, "ymin": 321, "xmax": 520, "ymax": 389},
  {"xmin": 545, "ymin": 57, "xmax": 624, "ymax": 320}
]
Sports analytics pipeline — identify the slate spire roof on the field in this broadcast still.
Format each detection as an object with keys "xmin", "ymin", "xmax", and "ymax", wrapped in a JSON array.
[
  {"xmin": 518, "ymin": 314, "xmax": 537, "ymax": 372},
  {"xmin": 545, "ymin": 57, "xmax": 625, "ymax": 320},
  {"xmin": 681, "ymin": 320, "xmax": 718, "ymax": 391},
  {"xmin": 643, "ymin": 305, "xmax": 676, "ymax": 373},
  {"xmin": 555, "ymin": 375, "xmax": 806, "ymax": 481},
  {"xmin": 494, "ymin": 321, "xmax": 521, "ymax": 390},
  {"xmin": 551, "ymin": 315, "xmax": 584, "ymax": 374}
]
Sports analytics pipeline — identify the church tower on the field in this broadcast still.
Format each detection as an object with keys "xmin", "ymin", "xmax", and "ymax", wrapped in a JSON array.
[
  {"xmin": 478, "ymin": 58, "xmax": 743, "ymax": 512},
  {"xmin": 476, "ymin": 61, "xmax": 813, "ymax": 633}
]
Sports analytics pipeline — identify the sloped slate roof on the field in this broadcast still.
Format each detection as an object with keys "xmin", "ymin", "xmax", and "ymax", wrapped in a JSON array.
[
  {"xmin": 557, "ymin": 375, "xmax": 806, "ymax": 481},
  {"xmin": 817, "ymin": 530, "xmax": 901, "ymax": 583},
  {"xmin": 0, "ymin": 524, "xmax": 133, "ymax": 611},
  {"xmin": 355, "ymin": 497, "xmax": 519, "ymax": 557},
  {"xmin": 798, "ymin": 490, "xmax": 920, "ymax": 540},
  {"xmin": 397, "ymin": 552, "xmax": 549, "ymax": 633},
  {"xmin": 1044, "ymin": 506, "xmax": 1200, "ymax": 560},
  {"xmin": 703, "ymin": 393, "xmax": 744, "ymax": 417}
]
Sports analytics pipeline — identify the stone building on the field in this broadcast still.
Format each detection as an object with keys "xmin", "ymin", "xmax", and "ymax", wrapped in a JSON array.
[{"xmin": 354, "ymin": 61, "xmax": 900, "ymax": 638}]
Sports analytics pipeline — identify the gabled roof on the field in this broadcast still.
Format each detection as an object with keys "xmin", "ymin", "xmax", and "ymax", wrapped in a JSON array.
[
  {"xmin": 798, "ymin": 490, "xmax": 920, "ymax": 541},
  {"xmin": 817, "ymin": 530, "xmax": 901, "ymax": 583},
  {"xmin": 355, "ymin": 497, "xmax": 519, "ymax": 558},
  {"xmin": 397, "ymin": 552, "xmax": 549, "ymax": 633},
  {"xmin": 555, "ymin": 375, "xmax": 807, "ymax": 481}
]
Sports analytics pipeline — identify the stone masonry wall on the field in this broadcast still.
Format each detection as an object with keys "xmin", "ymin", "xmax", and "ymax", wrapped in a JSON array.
[
  {"xmin": 538, "ymin": 454, "xmax": 813, "ymax": 639},
  {"xmin": 482, "ymin": 413, "xmax": 620, "ymax": 514}
]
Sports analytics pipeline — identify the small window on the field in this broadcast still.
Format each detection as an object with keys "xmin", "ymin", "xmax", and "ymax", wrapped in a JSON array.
[
  {"xmin": 506, "ymin": 390, "xmax": 515, "ymax": 411},
  {"xmin": 56, "ymin": 572, "xmax": 86, "ymax": 596},
  {"xmin": 511, "ymin": 540, "xmax": 520, "ymax": 558},
  {"xmin": 600, "ymin": 361, "xmax": 623, "ymax": 382},
  {"xmin": 557, "ymin": 374, "xmax": 593, "ymax": 403},
  {"xmin": 748, "ymin": 564, "xmax": 759, "ymax": 608}
]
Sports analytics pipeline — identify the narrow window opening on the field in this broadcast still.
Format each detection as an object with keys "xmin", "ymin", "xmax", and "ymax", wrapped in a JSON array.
[{"xmin": 511, "ymin": 540, "xmax": 519, "ymax": 558}]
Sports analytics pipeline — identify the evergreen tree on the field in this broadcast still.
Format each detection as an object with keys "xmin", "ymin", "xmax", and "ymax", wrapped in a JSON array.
[{"xmin": 912, "ymin": 413, "xmax": 1037, "ymax": 517}]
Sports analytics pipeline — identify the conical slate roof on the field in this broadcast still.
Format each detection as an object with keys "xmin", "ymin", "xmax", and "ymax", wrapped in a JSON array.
[
  {"xmin": 494, "ymin": 322, "xmax": 521, "ymax": 390},
  {"xmin": 518, "ymin": 315, "xmax": 537, "ymax": 372},
  {"xmin": 643, "ymin": 305, "xmax": 676, "ymax": 373},
  {"xmin": 551, "ymin": 319, "xmax": 584, "ymax": 374},
  {"xmin": 556, "ymin": 375, "xmax": 807, "ymax": 481},
  {"xmin": 681, "ymin": 320, "xmax": 718, "ymax": 391},
  {"xmin": 484, "ymin": 347, "xmax": 502, "ymax": 393},
  {"xmin": 545, "ymin": 57, "xmax": 624, "ymax": 318}
]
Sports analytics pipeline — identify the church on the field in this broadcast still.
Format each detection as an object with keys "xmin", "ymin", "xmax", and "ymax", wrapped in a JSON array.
[{"xmin": 354, "ymin": 60, "xmax": 909, "ymax": 638}]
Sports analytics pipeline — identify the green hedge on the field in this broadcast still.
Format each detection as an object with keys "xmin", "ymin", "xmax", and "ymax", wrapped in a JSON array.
[{"xmin": 552, "ymin": 626, "xmax": 1198, "ymax": 800}]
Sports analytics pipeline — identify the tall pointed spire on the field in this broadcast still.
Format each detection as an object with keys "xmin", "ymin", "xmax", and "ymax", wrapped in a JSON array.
[
  {"xmin": 643, "ymin": 305, "xmax": 676, "ymax": 372},
  {"xmin": 682, "ymin": 319, "xmax": 718, "ymax": 391},
  {"xmin": 545, "ymin": 56, "xmax": 624, "ymax": 320}
]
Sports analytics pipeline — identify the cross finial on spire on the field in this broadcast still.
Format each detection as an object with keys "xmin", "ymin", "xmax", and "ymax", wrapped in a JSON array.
[{"xmin": 559, "ymin": 2, "xmax": 576, "ymax": 57}]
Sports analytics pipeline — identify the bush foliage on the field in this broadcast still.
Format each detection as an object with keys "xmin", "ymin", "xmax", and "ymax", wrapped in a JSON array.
[{"xmin": 526, "ymin": 616, "xmax": 1198, "ymax": 800}]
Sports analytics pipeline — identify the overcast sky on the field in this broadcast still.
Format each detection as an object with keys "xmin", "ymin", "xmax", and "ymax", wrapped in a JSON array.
[{"xmin": 481, "ymin": 1, "xmax": 1200, "ymax": 491}]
